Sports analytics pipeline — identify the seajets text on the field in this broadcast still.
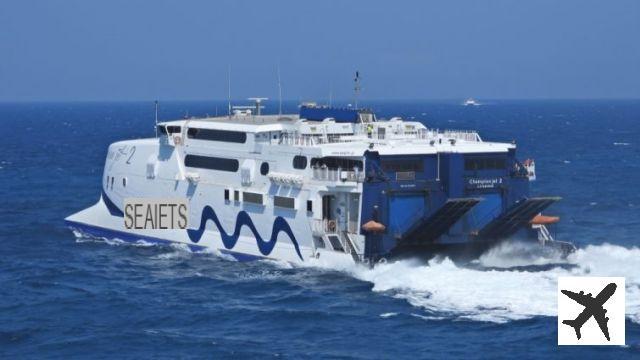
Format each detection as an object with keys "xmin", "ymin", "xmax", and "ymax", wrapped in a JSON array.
[{"xmin": 124, "ymin": 198, "xmax": 188, "ymax": 229}]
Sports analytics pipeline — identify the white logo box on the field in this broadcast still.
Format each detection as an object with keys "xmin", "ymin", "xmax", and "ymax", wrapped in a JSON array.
[{"xmin": 558, "ymin": 276, "xmax": 625, "ymax": 346}]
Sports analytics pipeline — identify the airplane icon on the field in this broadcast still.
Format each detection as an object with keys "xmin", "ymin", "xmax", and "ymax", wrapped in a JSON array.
[{"xmin": 561, "ymin": 282, "xmax": 617, "ymax": 341}]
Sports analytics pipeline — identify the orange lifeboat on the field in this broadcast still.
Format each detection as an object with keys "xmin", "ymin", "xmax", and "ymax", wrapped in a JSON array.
[
  {"xmin": 530, "ymin": 214, "xmax": 560, "ymax": 225},
  {"xmin": 361, "ymin": 220, "xmax": 386, "ymax": 233}
]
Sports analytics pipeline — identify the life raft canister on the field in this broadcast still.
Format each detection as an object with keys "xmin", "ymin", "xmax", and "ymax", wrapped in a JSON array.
[
  {"xmin": 361, "ymin": 220, "xmax": 386, "ymax": 233},
  {"xmin": 530, "ymin": 214, "xmax": 560, "ymax": 225}
]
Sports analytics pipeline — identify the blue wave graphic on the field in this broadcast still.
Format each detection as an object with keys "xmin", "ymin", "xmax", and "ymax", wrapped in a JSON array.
[
  {"xmin": 102, "ymin": 190, "xmax": 124, "ymax": 217},
  {"xmin": 187, "ymin": 206, "xmax": 304, "ymax": 260}
]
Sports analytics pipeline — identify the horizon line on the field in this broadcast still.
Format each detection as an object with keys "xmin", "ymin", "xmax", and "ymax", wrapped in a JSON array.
[{"xmin": 1, "ymin": 97, "xmax": 639, "ymax": 104}]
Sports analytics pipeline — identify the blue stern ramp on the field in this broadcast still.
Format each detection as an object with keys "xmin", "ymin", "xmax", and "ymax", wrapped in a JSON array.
[
  {"xmin": 400, "ymin": 198, "xmax": 483, "ymax": 245},
  {"xmin": 477, "ymin": 197, "xmax": 560, "ymax": 240}
]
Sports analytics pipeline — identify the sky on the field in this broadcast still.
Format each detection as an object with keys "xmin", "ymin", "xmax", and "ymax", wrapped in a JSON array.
[{"xmin": 0, "ymin": 0, "xmax": 639, "ymax": 101}]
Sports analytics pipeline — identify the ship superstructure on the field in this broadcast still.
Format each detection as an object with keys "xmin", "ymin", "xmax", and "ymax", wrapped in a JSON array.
[{"xmin": 66, "ymin": 101, "xmax": 572, "ymax": 264}]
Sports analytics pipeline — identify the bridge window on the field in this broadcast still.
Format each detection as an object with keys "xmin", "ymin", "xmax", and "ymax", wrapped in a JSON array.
[
  {"xmin": 184, "ymin": 155, "xmax": 239, "ymax": 172},
  {"xmin": 381, "ymin": 159, "xmax": 423, "ymax": 172},
  {"xmin": 311, "ymin": 157, "xmax": 363, "ymax": 170},
  {"xmin": 293, "ymin": 155, "xmax": 307, "ymax": 169},
  {"xmin": 166, "ymin": 126, "xmax": 181, "ymax": 134},
  {"xmin": 465, "ymin": 157, "xmax": 507, "ymax": 171},
  {"xmin": 187, "ymin": 128, "xmax": 247, "ymax": 143},
  {"xmin": 224, "ymin": 189, "xmax": 230, "ymax": 201},
  {"xmin": 274, "ymin": 196, "xmax": 295, "ymax": 209},
  {"xmin": 157, "ymin": 125, "xmax": 167, "ymax": 135}
]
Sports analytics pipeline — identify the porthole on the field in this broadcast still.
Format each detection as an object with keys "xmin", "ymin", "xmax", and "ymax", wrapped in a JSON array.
[
  {"xmin": 260, "ymin": 162, "xmax": 269, "ymax": 176},
  {"xmin": 122, "ymin": 177, "xmax": 127, "ymax": 187},
  {"xmin": 293, "ymin": 155, "xmax": 307, "ymax": 169}
]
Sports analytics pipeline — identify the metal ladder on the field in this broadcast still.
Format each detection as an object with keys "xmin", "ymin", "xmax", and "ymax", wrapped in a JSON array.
[
  {"xmin": 536, "ymin": 224, "xmax": 555, "ymax": 245},
  {"xmin": 341, "ymin": 231, "xmax": 362, "ymax": 263}
]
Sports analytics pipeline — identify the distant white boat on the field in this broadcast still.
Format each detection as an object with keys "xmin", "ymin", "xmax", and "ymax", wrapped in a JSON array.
[{"xmin": 463, "ymin": 98, "xmax": 481, "ymax": 106}]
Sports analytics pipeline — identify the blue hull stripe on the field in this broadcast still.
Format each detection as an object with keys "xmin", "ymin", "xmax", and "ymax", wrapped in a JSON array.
[
  {"xmin": 102, "ymin": 190, "xmax": 124, "ymax": 217},
  {"xmin": 65, "ymin": 220, "xmax": 269, "ymax": 261},
  {"xmin": 89, "ymin": 196, "xmax": 303, "ymax": 260},
  {"xmin": 187, "ymin": 206, "xmax": 304, "ymax": 261},
  {"xmin": 65, "ymin": 220, "xmax": 205, "ymax": 251}
]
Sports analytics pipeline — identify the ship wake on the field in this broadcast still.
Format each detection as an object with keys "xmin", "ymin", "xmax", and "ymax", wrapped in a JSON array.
[
  {"xmin": 341, "ymin": 242, "xmax": 640, "ymax": 324},
  {"xmin": 71, "ymin": 229, "xmax": 640, "ymax": 324}
]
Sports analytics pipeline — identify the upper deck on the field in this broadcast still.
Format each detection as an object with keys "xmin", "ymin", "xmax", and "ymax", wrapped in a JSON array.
[{"xmin": 157, "ymin": 105, "xmax": 515, "ymax": 158}]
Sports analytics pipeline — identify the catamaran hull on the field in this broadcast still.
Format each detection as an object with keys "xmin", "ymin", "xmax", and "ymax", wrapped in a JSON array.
[{"xmin": 65, "ymin": 198, "xmax": 353, "ymax": 264}]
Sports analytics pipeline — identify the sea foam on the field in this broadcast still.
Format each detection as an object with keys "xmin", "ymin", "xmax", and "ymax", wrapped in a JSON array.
[{"xmin": 342, "ymin": 243, "xmax": 640, "ymax": 323}]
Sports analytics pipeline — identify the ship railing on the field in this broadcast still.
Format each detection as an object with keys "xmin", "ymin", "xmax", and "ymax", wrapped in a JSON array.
[
  {"xmin": 277, "ymin": 129, "xmax": 481, "ymax": 147},
  {"xmin": 510, "ymin": 161, "xmax": 532, "ymax": 178},
  {"xmin": 278, "ymin": 134, "xmax": 319, "ymax": 146},
  {"xmin": 312, "ymin": 220, "xmax": 365, "ymax": 260},
  {"xmin": 440, "ymin": 129, "xmax": 482, "ymax": 142},
  {"xmin": 312, "ymin": 219, "xmax": 338, "ymax": 235},
  {"xmin": 278, "ymin": 133, "xmax": 386, "ymax": 146},
  {"xmin": 311, "ymin": 166, "xmax": 365, "ymax": 183},
  {"xmin": 312, "ymin": 219, "xmax": 361, "ymax": 235},
  {"xmin": 349, "ymin": 125, "xmax": 482, "ymax": 143}
]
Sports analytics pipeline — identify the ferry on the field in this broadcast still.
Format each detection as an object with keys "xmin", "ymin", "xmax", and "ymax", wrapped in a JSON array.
[{"xmin": 66, "ymin": 100, "xmax": 574, "ymax": 265}]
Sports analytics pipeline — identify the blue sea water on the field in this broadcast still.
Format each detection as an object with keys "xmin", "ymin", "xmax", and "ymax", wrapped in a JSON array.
[{"xmin": 1, "ymin": 100, "xmax": 639, "ymax": 359}]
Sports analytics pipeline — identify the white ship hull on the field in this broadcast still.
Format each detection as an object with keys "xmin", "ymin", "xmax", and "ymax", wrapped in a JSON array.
[{"xmin": 66, "ymin": 197, "xmax": 353, "ymax": 264}]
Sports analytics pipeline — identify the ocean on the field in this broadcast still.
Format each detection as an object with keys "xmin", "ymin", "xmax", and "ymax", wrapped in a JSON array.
[{"xmin": 1, "ymin": 100, "xmax": 639, "ymax": 358}]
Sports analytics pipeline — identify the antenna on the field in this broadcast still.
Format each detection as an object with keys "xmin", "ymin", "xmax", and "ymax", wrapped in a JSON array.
[
  {"xmin": 277, "ymin": 64, "xmax": 282, "ymax": 115},
  {"xmin": 354, "ymin": 71, "xmax": 361, "ymax": 109},
  {"xmin": 227, "ymin": 65, "xmax": 232, "ymax": 118},
  {"xmin": 154, "ymin": 100, "xmax": 159, "ymax": 137},
  {"xmin": 329, "ymin": 82, "xmax": 333, "ymax": 107},
  {"xmin": 247, "ymin": 97, "xmax": 268, "ymax": 115}
]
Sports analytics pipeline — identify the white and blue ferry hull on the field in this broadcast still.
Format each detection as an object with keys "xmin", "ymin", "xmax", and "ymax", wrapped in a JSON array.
[{"xmin": 65, "ymin": 197, "xmax": 351, "ymax": 264}]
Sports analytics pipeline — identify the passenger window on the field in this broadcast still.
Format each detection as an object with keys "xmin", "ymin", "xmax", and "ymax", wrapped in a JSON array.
[
  {"xmin": 184, "ymin": 155, "xmax": 239, "ymax": 172},
  {"xmin": 274, "ymin": 196, "xmax": 295, "ymax": 209},
  {"xmin": 243, "ymin": 192, "xmax": 264, "ymax": 205},
  {"xmin": 187, "ymin": 128, "xmax": 246, "ymax": 143}
]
